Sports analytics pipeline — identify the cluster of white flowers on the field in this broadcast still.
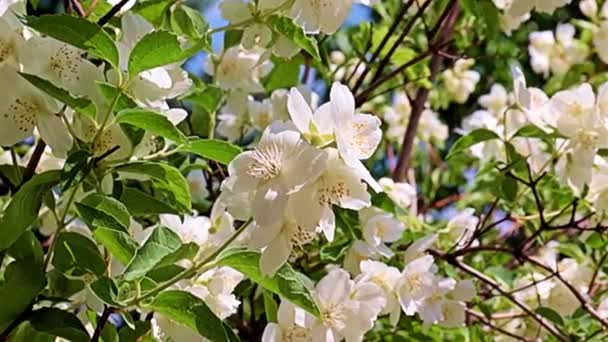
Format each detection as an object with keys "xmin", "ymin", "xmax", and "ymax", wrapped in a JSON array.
[
  {"xmin": 219, "ymin": 82, "xmax": 382, "ymax": 275},
  {"xmin": 492, "ymin": 0, "xmax": 573, "ymax": 35},
  {"xmin": 382, "ymin": 91, "xmax": 448, "ymax": 145},
  {"xmin": 441, "ymin": 58, "xmax": 481, "ymax": 104},
  {"xmin": 264, "ymin": 235, "xmax": 475, "ymax": 342},
  {"xmin": 528, "ymin": 23, "xmax": 588, "ymax": 77}
]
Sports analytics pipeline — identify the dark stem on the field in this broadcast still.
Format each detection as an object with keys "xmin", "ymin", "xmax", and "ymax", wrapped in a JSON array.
[
  {"xmin": 19, "ymin": 139, "xmax": 46, "ymax": 190},
  {"xmin": 97, "ymin": 0, "xmax": 130, "ymax": 26},
  {"xmin": 90, "ymin": 306, "xmax": 113, "ymax": 342}
]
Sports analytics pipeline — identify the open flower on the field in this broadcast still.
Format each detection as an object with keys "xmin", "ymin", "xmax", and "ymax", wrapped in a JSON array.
[
  {"xmin": 290, "ymin": 0, "xmax": 354, "ymax": 34},
  {"xmin": 262, "ymin": 300, "xmax": 315, "ymax": 342},
  {"xmin": 0, "ymin": 66, "xmax": 72, "ymax": 156},
  {"xmin": 311, "ymin": 268, "xmax": 385, "ymax": 342},
  {"xmin": 291, "ymin": 148, "xmax": 371, "ymax": 242},
  {"xmin": 396, "ymin": 255, "xmax": 438, "ymax": 316},
  {"xmin": 206, "ymin": 46, "xmax": 272, "ymax": 92},
  {"xmin": 288, "ymin": 86, "xmax": 335, "ymax": 147},
  {"xmin": 225, "ymin": 122, "xmax": 327, "ymax": 228},
  {"xmin": 360, "ymin": 208, "xmax": 405, "ymax": 257},
  {"xmin": 330, "ymin": 82, "xmax": 383, "ymax": 192}
]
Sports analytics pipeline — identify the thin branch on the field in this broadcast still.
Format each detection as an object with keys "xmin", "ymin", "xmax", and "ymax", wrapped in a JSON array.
[
  {"xmin": 467, "ymin": 309, "xmax": 532, "ymax": 341},
  {"xmin": 97, "ymin": 0, "xmax": 130, "ymax": 26},
  {"xmin": 392, "ymin": 2, "xmax": 459, "ymax": 181},
  {"xmin": 433, "ymin": 251, "xmax": 568, "ymax": 341},
  {"xmin": 19, "ymin": 139, "xmax": 46, "ymax": 190},
  {"xmin": 90, "ymin": 306, "xmax": 113, "ymax": 342}
]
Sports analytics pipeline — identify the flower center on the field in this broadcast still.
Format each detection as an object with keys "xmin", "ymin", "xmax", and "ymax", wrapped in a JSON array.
[
  {"xmin": 247, "ymin": 142, "xmax": 283, "ymax": 180},
  {"xmin": 0, "ymin": 38, "xmax": 15, "ymax": 64},
  {"xmin": 322, "ymin": 303, "xmax": 347, "ymax": 330},
  {"xmin": 49, "ymin": 44, "xmax": 81, "ymax": 83},
  {"xmin": 283, "ymin": 326, "xmax": 312, "ymax": 342},
  {"xmin": 317, "ymin": 179, "xmax": 350, "ymax": 206}
]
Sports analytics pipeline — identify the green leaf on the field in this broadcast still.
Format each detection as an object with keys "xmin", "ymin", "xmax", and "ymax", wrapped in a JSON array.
[
  {"xmin": 8, "ymin": 231, "xmax": 44, "ymax": 266},
  {"xmin": 498, "ymin": 176, "xmax": 518, "ymax": 202},
  {"xmin": 115, "ymin": 161, "xmax": 192, "ymax": 213},
  {"xmin": 128, "ymin": 30, "xmax": 209, "ymax": 77},
  {"xmin": 119, "ymin": 187, "xmax": 179, "ymax": 216},
  {"xmin": 76, "ymin": 193, "xmax": 131, "ymax": 233},
  {"xmin": 147, "ymin": 290, "xmax": 232, "ymax": 342},
  {"xmin": 96, "ymin": 82, "xmax": 138, "ymax": 112},
  {"xmin": 217, "ymin": 248, "xmax": 320, "ymax": 317},
  {"xmin": 179, "ymin": 85, "xmax": 224, "ymax": 114},
  {"xmin": 0, "ymin": 259, "xmax": 46, "ymax": 332},
  {"xmin": 535, "ymin": 307, "xmax": 564, "ymax": 326},
  {"xmin": 61, "ymin": 150, "xmax": 92, "ymax": 191},
  {"xmin": 27, "ymin": 15, "xmax": 119, "ymax": 68},
  {"xmin": 19, "ymin": 73, "xmax": 96, "ymax": 118},
  {"xmin": 89, "ymin": 277, "xmax": 124, "ymax": 307},
  {"xmin": 0, "ymin": 170, "xmax": 61, "ymax": 252},
  {"xmin": 266, "ymin": 15, "xmax": 320, "ymax": 60},
  {"xmin": 115, "ymin": 109, "xmax": 187, "ymax": 144},
  {"xmin": 263, "ymin": 57, "xmax": 302, "ymax": 92},
  {"xmin": 170, "ymin": 4, "xmax": 209, "ymax": 41},
  {"xmin": 121, "ymin": 226, "xmax": 182, "ymax": 280},
  {"xmin": 9, "ymin": 322, "xmax": 54, "ymax": 342},
  {"xmin": 118, "ymin": 321, "xmax": 152, "ymax": 342},
  {"xmin": 263, "ymin": 290, "xmax": 278, "ymax": 323},
  {"xmin": 93, "ymin": 228, "xmax": 138, "ymax": 265},
  {"xmin": 52, "ymin": 232, "xmax": 106, "ymax": 277},
  {"xmin": 132, "ymin": 0, "xmax": 177, "ymax": 27},
  {"xmin": 512, "ymin": 124, "xmax": 551, "ymax": 140},
  {"xmin": 182, "ymin": 139, "xmax": 241, "ymax": 165},
  {"xmin": 447, "ymin": 129, "xmax": 501, "ymax": 159},
  {"xmin": 28, "ymin": 308, "xmax": 89, "ymax": 342}
]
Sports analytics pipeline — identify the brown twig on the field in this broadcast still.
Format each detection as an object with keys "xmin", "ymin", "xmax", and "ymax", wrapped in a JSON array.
[
  {"xmin": 18, "ymin": 139, "xmax": 46, "ymax": 190},
  {"xmin": 90, "ymin": 306, "xmax": 113, "ymax": 342},
  {"xmin": 97, "ymin": 0, "xmax": 130, "ymax": 26},
  {"xmin": 467, "ymin": 309, "xmax": 532, "ymax": 341},
  {"xmin": 392, "ymin": 1, "xmax": 460, "ymax": 181}
]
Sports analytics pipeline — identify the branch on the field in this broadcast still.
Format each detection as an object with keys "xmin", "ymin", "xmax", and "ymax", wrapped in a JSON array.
[
  {"xmin": 18, "ymin": 139, "xmax": 46, "ymax": 190},
  {"xmin": 97, "ymin": 0, "xmax": 130, "ymax": 26},
  {"xmin": 90, "ymin": 306, "xmax": 113, "ymax": 342},
  {"xmin": 467, "ymin": 309, "xmax": 532, "ymax": 341},
  {"xmin": 433, "ymin": 251, "xmax": 568, "ymax": 341}
]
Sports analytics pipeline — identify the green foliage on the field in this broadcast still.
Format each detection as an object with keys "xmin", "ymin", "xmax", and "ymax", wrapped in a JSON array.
[
  {"xmin": 266, "ymin": 15, "xmax": 320, "ymax": 60},
  {"xmin": 217, "ymin": 248, "xmax": 321, "ymax": 317}
]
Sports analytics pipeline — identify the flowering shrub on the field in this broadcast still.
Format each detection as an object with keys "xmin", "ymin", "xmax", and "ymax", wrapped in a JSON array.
[{"xmin": 1, "ymin": 0, "xmax": 608, "ymax": 341}]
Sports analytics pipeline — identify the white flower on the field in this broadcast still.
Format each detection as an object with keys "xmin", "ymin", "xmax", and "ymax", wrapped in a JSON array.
[
  {"xmin": 249, "ymin": 213, "xmax": 318, "ymax": 276},
  {"xmin": 290, "ymin": 0, "xmax": 354, "ymax": 34},
  {"xmin": 499, "ymin": 11, "xmax": 530, "ymax": 36},
  {"xmin": 217, "ymin": 91, "xmax": 250, "ymax": 141},
  {"xmin": 311, "ymin": 268, "xmax": 385, "ymax": 342},
  {"xmin": 248, "ymin": 98, "xmax": 276, "ymax": 131},
  {"xmin": 511, "ymin": 64, "xmax": 554, "ymax": 131},
  {"xmin": 160, "ymin": 214, "xmax": 211, "ymax": 247},
  {"xmin": 361, "ymin": 209, "xmax": 405, "ymax": 257},
  {"xmin": 225, "ymin": 122, "xmax": 327, "ymax": 228},
  {"xmin": 343, "ymin": 240, "xmax": 378, "ymax": 275},
  {"xmin": 589, "ymin": 157, "xmax": 608, "ymax": 213},
  {"xmin": 287, "ymin": 86, "xmax": 335, "ymax": 147},
  {"xmin": 594, "ymin": 21, "xmax": 608, "ymax": 64},
  {"xmin": 262, "ymin": 300, "xmax": 315, "ymax": 342},
  {"xmin": 187, "ymin": 266, "xmax": 244, "ymax": 319},
  {"xmin": 206, "ymin": 46, "xmax": 272, "ymax": 92},
  {"xmin": 598, "ymin": 297, "xmax": 608, "ymax": 318},
  {"xmin": 403, "ymin": 234, "xmax": 437, "ymax": 264},
  {"xmin": 0, "ymin": 16, "xmax": 25, "ymax": 68},
  {"xmin": 547, "ymin": 258, "xmax": 594, "ymax": 316},
  {"xmin": 330, "ymin": 82, "xmax": 383, "ymax": 192},
  {"xmin": 417, "ymin": 279, "xmax": 475, "ymax": 327},
  {"xmin": 291, "ymin": 148, "xmax": 371, "ymax": 242},
  {"xmin": 0, "ymin": 66, "xmax": 72, "ymax": 157},
  {"xmin": 442, "ymin": 59, "xmax": 480, "ymax": 104},
  {"xmin": 357, "ymin": 260, "xmax": 402, "ymax": 325},
  {"xmin": 20, "ymin": 36, "xmax": 104, "ymax": 102},
  {"xmin": 552, "ymin": 83, "xmax": 608, "ymax": 191},
  {"xmin": 508, "ymin": 0, "xmax": 572, "ymax": 17},
  {"xmin": 580, "ymin": 0, "xmax": 598, "ymax": 18},
  {"xmin": 529, "ymin": 24, "xmax": 587, "ymax": 77},
  {"xmin": 220, "ymin": 0, "xmax": 252, "ymax": 23},
  {"xmin": 446, "ymin": 208, "xmax": 479, "ymax": 249},
  {"xmin": 378, "ymin": 177, "xmax": 416, "ymax": 210},
  {"xmin": 187, "ymin": 169, "xmax": 210, "ymax": 203},
  {"xmin": 479, "ymin": 84, "xmax": 510, "ymax": 116},
  {"xmin": 396, "ymin": 255, "xmax": 438, "ymax": 316}
]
